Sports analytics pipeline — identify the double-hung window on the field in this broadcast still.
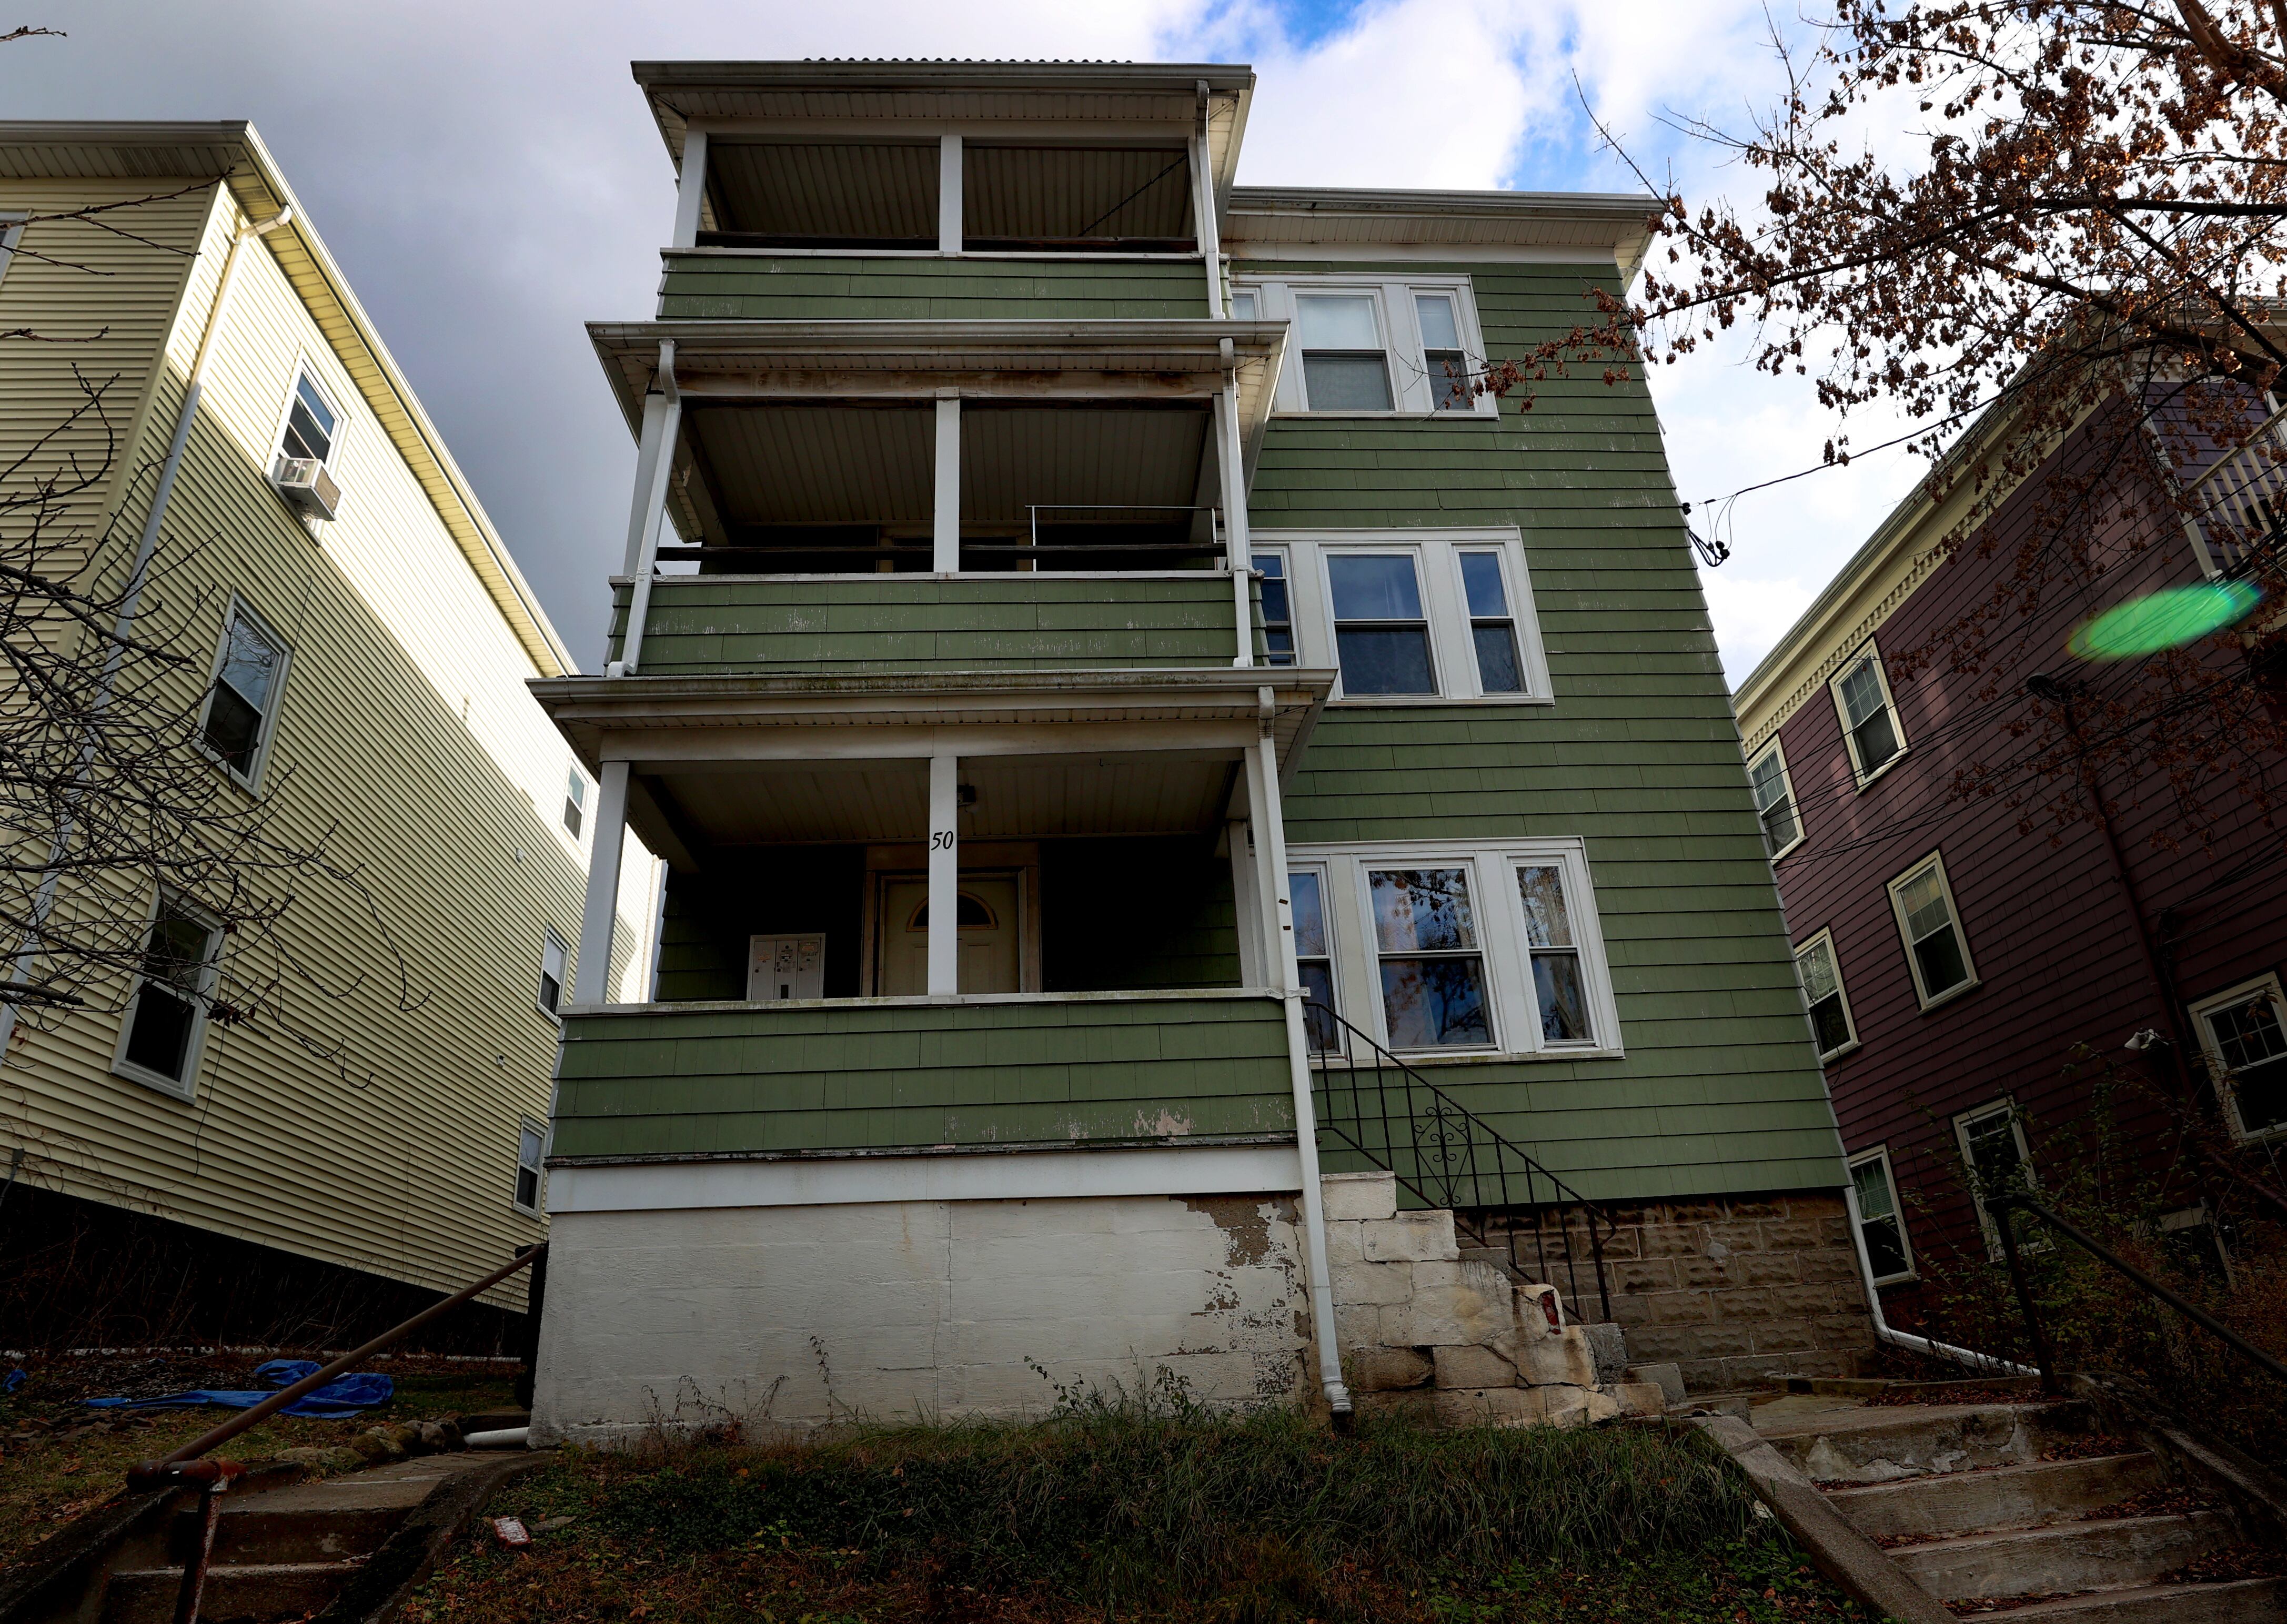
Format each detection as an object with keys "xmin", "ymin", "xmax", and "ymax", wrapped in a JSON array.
[
  {"xmin": 1848, "ymin": 1147, "xmax": 1913, "ymax": 1283},
  {"xmin": 513, "ymin": 1119, "xmax": 547, "ymax": 1214},
  {"xmin": 1888, "ymin": 853, "xmax": 1977, "ymax": 1007},
  {"xmin": 113, "ymin": 897, "xmax": 223, "ymax": 1098},
  {"xmin": 0, "ymin": 214, "xmax": 24, "ymax": 288},
  {"xmin": 1956, "ymin": 1099, "xmax": 2033, "ymax": 1259},
  {"xmin": 1257, "ymin": 530, "xmax": 1550, "ymax": 702},
  {"xmin": 538, "ymin": 930, "xmax": 569, "ymax": 1019},
  {"xmin": 200, "ymin": 601, "xmax": 289, "ymax": 788},
  {"xmin": 1285, "ymin": 840, "xmax": 1618, "ymax": 1060},
  {"xmin": 1239, "ymin": 276, "xmax": 1496, "ymax": 417},
  {"xmin": 2190, "ymin": 975, "xmax": 2287, "ymax": 1139},
  {"xmin": 276, "ymin": 367, "xmax": 338, "ymax": 470},
  {"xmin": 1793, "ymin": 931, "xmax": 1858, "ymax": 1060},
  {"xmin": 563, "ymin": 767, "xmax": 588, "ymax": 839},
  {"xmin": 1748, "ymin": 740, "xmax": 1801, "ymax": 858},
  {"xmin": 1831, "ymin": 644, "xmax": 1905, "ymax": 782}
]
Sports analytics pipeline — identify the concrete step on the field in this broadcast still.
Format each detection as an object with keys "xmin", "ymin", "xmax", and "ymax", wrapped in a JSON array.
[
  {"xmin": 1760, "ymin": 1400, "xmax": 2097, "ymax": 1484},
  {"xmin": 100, "ymin": 1560, "xmax": 360, "ymax": 1624},
  {"xmin": 1828, "ymin": 1451, "xmax": 2168, "ymax": 1542},
  {"xmin": 1892, "ymin": 1511, "xmax": 2236, "ymax": 1602},
  {"xmin": 163, "ymin": 1457, "xmax": 447, "ymax": 1565},
  {"xmin": 1967, "ymin": 1576, "xmax": 2287, "ymax": 1621}
]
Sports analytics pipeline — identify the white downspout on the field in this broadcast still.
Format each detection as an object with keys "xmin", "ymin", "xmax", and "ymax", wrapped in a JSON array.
[
  {"xmin": 1841, "ymin": 1175, "xmax": 2036, "ymax": 1378},
  {"xmin": 0, "ymin": 198, "xmax": 291, "ymax": 1053}
]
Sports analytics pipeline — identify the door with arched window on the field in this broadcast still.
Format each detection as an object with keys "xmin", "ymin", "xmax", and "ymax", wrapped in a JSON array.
[{"xmin": 874, "ymin": 873, "xmax": 1023, "ymax": 995}]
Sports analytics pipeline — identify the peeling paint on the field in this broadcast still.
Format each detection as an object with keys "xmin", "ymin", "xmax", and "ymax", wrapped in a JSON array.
[{"xmin": 1134, "ymin": 1108, "xmax": 1193, "ymax": 1137}]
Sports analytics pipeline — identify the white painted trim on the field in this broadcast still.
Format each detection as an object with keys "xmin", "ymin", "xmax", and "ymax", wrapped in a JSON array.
[
  {"xmin": 108, "ymin": 889, "xmax": 224, "ymax": 1103},
  {"xmin": 2187, "ymin": 972, "xmax": 2287, "ymax": 1142},
  {"xmin": 1792, "ymin": 927, "xmax": 1858, "ymax": 1062},
  {"xmin": 1830, "ymin": 640, "xmax": 1908, "ymax": 787},
  {"xmin": 193, "ymin": 592, "xmax": 294, "ymax": 794},
  {"xmin": 938, "ymin": 134, "xmax": 962, "ymax": 255},
  {"xmin": 1237, "ymin": 274, "xmax": 1495, "ymax": 418},
  {"xmin": 933, "ymin": 396, "xmax": 961, "ymax": 571},
  {"xmin": 1887, "ymin": 849, "xmax": 1978, "ymax": 1009},
  {"xmin": 1954, "ymin": 1097, "xmax": 2034, "ymax": 1261},
  {"xmin": 928, "ymin": 751, "xmax": 960, "ymax": 994},
  {"xmin": 560, "ymin": 986, "xmax": 1281, "ymax": 1017},
  {"xmin": 1846, "ymin": 1145, "xmax": 1915, "ymax": 1285},
  {"xmin": 672, "ymin": 129, "xmax": 709, "ymax": 249},
  {"xmin": 548, "ymin": 1142, "xmax": 1306, "ymax": 1213},
  {"xmin": 1749, "ymin": 736, "xmax": 1805, "ymax": 862},
  {"xmin": 571, "ymin": 762, "xmax": 630, "ymax": 1005},
  {"xmin": 662, "ymin": 245, "xmax": 1208, "ymax": 263},
  {"xmin": 0, "ymin": 213, "xmax": 24, "ymax": 286},
  {"xmin": 1228, "ymin": 239, "xmax": 1624, "ymax": 267}
]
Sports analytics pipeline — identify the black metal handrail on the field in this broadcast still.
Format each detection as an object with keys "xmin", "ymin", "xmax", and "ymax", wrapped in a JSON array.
[
  {"xmin": 1305, "ymin": 1001, "xmax": 1617, "ymax": 1322},
  {"xmin": 1987, "ymin": 1192, "xmax": 2287, "ymax": 1395}
]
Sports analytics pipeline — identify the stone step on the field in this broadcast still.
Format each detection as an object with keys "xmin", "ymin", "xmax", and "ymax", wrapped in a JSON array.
[
  {"xmin": 1760, "ymin": 1400, "xmax": 2096, "ymax": 1484},
  {"xmin": 163, "ymin": 1457, "xmax": 448, "ymax": 1566},
  {"xmin": 100, "ymin": 1560, "xmax": 360, "ymax": 1624},
  {"xmin": 1891, "ymin": 1511, "xmax": 2236, "ymax": 1602},
  {"xmin": 1827, "ymin": 1451, "xmax": 2168, "ymax": 1541},
  {"xmin": 1964, "ymin": 1576, "xmax": 2287, "ymax": 1621}
]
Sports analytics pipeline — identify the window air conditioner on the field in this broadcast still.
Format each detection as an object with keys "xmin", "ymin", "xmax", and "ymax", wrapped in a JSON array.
[{"xmin": 270, "ymin": 455, "xmax": 341, "ymax": 521}]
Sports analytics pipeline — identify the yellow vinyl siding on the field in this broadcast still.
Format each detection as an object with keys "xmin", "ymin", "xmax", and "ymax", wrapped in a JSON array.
[{"xmin": 0, "ymin": 168, "xmax": 656, "ymax": 1311}]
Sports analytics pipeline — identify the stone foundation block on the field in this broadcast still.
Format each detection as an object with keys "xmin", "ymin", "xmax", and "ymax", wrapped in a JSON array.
[
  {"xmin": 1362, "ymin": 1211, "xmax": 1459, "ymax": 1263},
  {"xmin": 1510, "ymin": 1325, "xmax": 1598, "ymax": 1387},
  {"xmin": 1580, "ymin": 1322, "xmax": 1630, "ymax": 1385},
  {"xmin": 1348, "ymin": 1347, "xmax": 1433, "ymax": 1393},
  {"xmin": 1625, "ymin": 1362, "xmax": 1686, "ymax": 1405},
  {"xmin": 1612, "ymin": 1381, "xmax": 1668, "ymax": 1418},
  {"xmin": 1332, "ymin": 1258, "xmax": 1414, "ymax": 1305},
  {"xmin": 1334, "ymin": 1302, "xmax": 1384, "ymax": 1349},
  {"xmin": 1321, "ymin": 1172, "xmax": 1398, "ymax": 1222},
  {"xmin": 1430, "ymin": 1385, "xmax": 1541, "ymax": 1428},
  {"xmin": 1537, "ymin": 1384, "xmax": 1622, "ymax": 1427},
  {"xmin": 1433, "ymin": 1344, "xmax": 1519, "ymax": 1390},
  {"xmin": 1323, "ymin": 1220, "xmax": 1366, "ymax": 1266},
  {"xmin": 1386, "ymin": 1258, "xmax": 1513, "ymax": 1346},
  {"xmin": 1355, "ymin": 1387, "xmax": 1437, "ymax": 1424}
]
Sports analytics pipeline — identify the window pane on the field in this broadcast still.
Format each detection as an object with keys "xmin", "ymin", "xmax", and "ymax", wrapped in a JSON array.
[
  {"xmin": 1459, "ymin": 553, "xmax": 1509, "ymax": 618},
  {"xmin": 1426, "ymin": 352, "xmax": 1472, "ymax": 410},
  {"xmin": 1230, "ymin": 289, "xmax": 1258, "ymax": 319},
  {"xmin": 1515, "ymin": 865, "xmax": 1573, "ymax": 949},
  {"xmin": 202, "ymin": 686, "xmax": 263, "ymax": 772},
  {"xmin": 1797, "ymin": 941, "xmax": 1836, "ymax": 1002},
  {"xmin": 1533, "ymin": 952, "xmax": 1589, "ymax": 1042},
  {"xmin": 538, "ymin": 970, "xmax": 561, "ymax": 1014},
  {"xmin": 1328, "ymin": 554, "xmax": 1424, "ymax": 620},
  {"xmin": 1850, "ymin": 1156, "xmax": 1895, "ymax": 1222},
  {"xmin": 1913, "ymin": 924, "xmax": 1969, "ymax": 995},
  {"xmin": 296, "ymin": 375, "xmax": 338, "ymax": 439},
  {"xmin": 1964, "ymin": 1112, "xmax": 2024, "ymax": 1195},
  {"xmin": 1472, "ymin": 624, "xmax": 1523, "ymax": 692},
  {"xmin": 1898, "ymin": 869, "xmax": 1952, "ymax": 942},
  {"xmin": 283, "ymin": 398, "xmax": 333, "ymax": 464},
  {"xmin": 1370, "ymin": 868, "xmax": 1477, "ymax": 952},
  {"xmin": 124, "ymin": 983, "xmax": 196, "ymax": 1080},
  {"xmin": 1334, "ymin": 626, "xmax": 1435, "ymax": 693},
  {"xmin": 519, "ymin": 1124, "xmax": 545, "ymax": 1167},
  {"xmin": 1749, "ymin": 750, "xmax": 1787, "ymax": 813},
  {"xmin": 1297, "ymin": 293, "xmax": 1381, "ymax": 349},
  {"xmin": 1852, "ymin": 708, "xmax": 1901, "ymax": 771},
  {"xmin": 1810, "ymin": 994, "xmax": 1853, "ymax": 1054},
  {"xmin": 2232, "ymin": 1057, "xmax": 2287, "ymax": 1134},
  {"xmin": 1289, "ymin": 870, "xmax": 1327, "ymax": 959},
  {"xmin": 1839, "ymin": 658, "xmax": 1885, "ymax": 728},
  {"xmin": 1862, "ymin": 1214, "xmax": 1909, "ymax": 1278},
  {"xmin": 1379, "ymin": 956, "xmax": 1491, "ymax": 1047},
  {"xmin": 1258, "ymin": 573, "xmax": 1291, "ymax": 626},
  {"xmin": 145, "ymin": 910, "xmax": 211, "ymax": 991},
  {"xmin": 2211, "ymin": 994, "xmax": 2287, "ymax": 1072},
  {"xmin": 1302, "ymin": 353, "xmax": 1394, "ymax": 411},
  {"xmin": 218, "ymin": 616, "xmax": 280, "ymax": 711},
  {"xmin": 517, "ymin": 1165, "xmax": 540, "ymax": 1208},
  {"xmin": 1299, "ymin": 960, "xmax": 1338, "ymax": 1052},
  {"xmin": 1415, "ymin": 294, "xmax": 1461, "ymax": 350}
]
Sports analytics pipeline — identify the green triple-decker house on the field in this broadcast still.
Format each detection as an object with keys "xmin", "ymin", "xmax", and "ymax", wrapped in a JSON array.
[{"xmin": 529, "ymin": 58, "xmax": 1867, "ymax": 1441}]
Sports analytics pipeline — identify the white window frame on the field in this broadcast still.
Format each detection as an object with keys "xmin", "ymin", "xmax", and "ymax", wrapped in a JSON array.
[
  {"xmin": 1888, "ymin": 851, "xmax": 1979, "ymax": 1010},
  {"xmin": 1287, "ymin": 838, "xmax": 1621, "ymax": 1063},
  {"xmin": 0, "ymin": 214, "xmax": 25, "ymax": 289},
  {"xmin": 1829, "ymin": 641, "xmax": 1908, "ymax": 786},
  {"xmin": 2189, "ymin": 972, "xmax": 2287, "ymax": 1142},
  {"xmin": 512, "ymin": 1117, "xmax": 549, "ymax": 1216},
  {"xmin": 268, "ymin": 357, "xmax": 348, "ymax": 483},
  {"xmin": 538, "ymin": 928, "xmax": 569, "ymax": 1022},
  {"xmin": 1287, "ymin": 859, "xmax": 1341, "ymax": 1047},
  {"xmin": 1237, "ymin": 274, "xmax": 1498, "ymax": 418},
  {"xmin": 1954, "ymin": 1098, "xmax": 2034, "ymax": 1260},
  {"xmin": 1254, "ymin": 528, "xmax": 1553, "ymax": 705},
  {"xmin": 1748, "ymin": 738, "xmax": 1804, "ymax": 860},
  {"xmin": 1794, "ymin": 928, "xmax": 1859, "ymax": 1062},
  {"xmin": 195, "ymin": 594, "xmax": 293, "ymax": 792},
  {"xmin": 1252, "ymin": 544, "xmax": 1297, "ymax": 668},
  {"xmin": 110, "ymin": 891, "xmax": 224, "ymax": 1102},
  {"xmin": 562, "ymin": 764, "xmax": 589, "ymax": 843},
  {"xmin": 1847, "ymin": 1146, "xmax": 1915, "ymax": 1285}
]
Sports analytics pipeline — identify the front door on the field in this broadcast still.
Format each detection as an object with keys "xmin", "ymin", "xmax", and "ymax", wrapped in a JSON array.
[{"xmin": 876, "ymin": 873, "xmax": 1022, "ymax": 995}]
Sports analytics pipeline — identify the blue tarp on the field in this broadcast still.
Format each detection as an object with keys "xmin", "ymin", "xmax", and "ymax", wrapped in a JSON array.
[{"xmin": 84, "ymin": 1359, "xmax": 392, "ymax": 1418}]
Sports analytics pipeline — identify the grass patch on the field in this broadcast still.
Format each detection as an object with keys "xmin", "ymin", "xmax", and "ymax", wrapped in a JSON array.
[{"xmin": 410, "ymin": 1396, "xmax": 1870, "ymax": 1623}]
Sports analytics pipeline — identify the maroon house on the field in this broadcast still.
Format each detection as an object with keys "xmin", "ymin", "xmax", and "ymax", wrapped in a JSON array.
[{"xmin": 1731, "ymin": 391, "xmax": 2287, "ymax": 1330}]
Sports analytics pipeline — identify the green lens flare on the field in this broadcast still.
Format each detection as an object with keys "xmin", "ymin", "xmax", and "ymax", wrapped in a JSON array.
[{"xmin": 2068, "ymin": 581, "xmax": 2263, "ymax": 660}]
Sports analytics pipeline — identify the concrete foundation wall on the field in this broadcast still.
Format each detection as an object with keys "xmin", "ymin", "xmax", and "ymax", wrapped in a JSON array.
[{"xmin": 530, "ymin": 1191, "xmax": 1311, "ymax": 1445}]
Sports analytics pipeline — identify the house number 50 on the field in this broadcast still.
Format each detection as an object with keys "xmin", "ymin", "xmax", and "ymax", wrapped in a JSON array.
[{"xmin": 931, "ymin": 831, "xmax": 955, "ymax": 850}]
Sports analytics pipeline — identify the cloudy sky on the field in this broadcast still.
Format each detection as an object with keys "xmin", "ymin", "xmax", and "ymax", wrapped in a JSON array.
[{"xmin": 2, "ymin": 0, "xmax": 1930, "ymax": 682}]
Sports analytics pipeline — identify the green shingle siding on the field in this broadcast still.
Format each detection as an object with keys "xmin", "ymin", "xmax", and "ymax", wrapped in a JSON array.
[
  {"xmin": 551, "ymin": 993, "xmax": 1293, "ymax": 1157},
  {"xmin": 658, "ymin": 253, "xmax": 1211, "ymax": 321},
  {"xmin": 611, "ymin": 575, "xmax": 1241, "ymax": 674}
]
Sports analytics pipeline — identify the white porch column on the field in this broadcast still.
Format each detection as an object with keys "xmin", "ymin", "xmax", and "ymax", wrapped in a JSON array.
[
  {"xmin": 1228, "ymin": 816, "xmax": 1263, "ymax": 988},
  {"xmin": 934, "ymin": 395, "xmax": 961, "ymax": 573},
  {"xmin": 1245, "ymin": 721, "xmax": 1352, "ymax": 1415},
  {"xmin": 928, "ymin": 751, "xmax": 960, "ymax": 995},
  {"xmin": 671, "ymin": 129, "xmax": 710, "ymax": 248},
  {"xmin": 613, "ymin": 346, "xmax": 680, "ymax": 676},
  {"xmin": 938, "ymin": 134, "xmax": 963, "ymax": 255},
  {"xmin": 1191, "ymin": 125, "xmax": 1223, "ymax": 317},
  {"xmin": 1214, "ymin": 380, "xmax": 1253, "ymax": 667},
  {"xmin": 572, "ymin": 761, "xmax": 632, "ymax": 1005}
]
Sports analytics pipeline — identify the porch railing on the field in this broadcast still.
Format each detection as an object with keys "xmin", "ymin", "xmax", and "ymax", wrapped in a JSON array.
[
  {"xmin": 2183, "ymin": 400, "xmax": 2287, "ymax": 577},
  {"xmin": 1305, "ymin": 1001, "xmax": 1617, "ymax": 1322}
]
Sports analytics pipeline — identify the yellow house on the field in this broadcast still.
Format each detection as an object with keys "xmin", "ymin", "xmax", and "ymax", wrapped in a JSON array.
[{"xmin": 0, "ymin": 123, "xmax": 658, "ymax": 1343}]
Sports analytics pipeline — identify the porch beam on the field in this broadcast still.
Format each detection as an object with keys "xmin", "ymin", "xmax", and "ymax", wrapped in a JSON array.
[
  {"xmin": 668, "ymin": 373, "xmax": 1224, "ymax": 403},
  {"xmin": 928, "ymin": 752, "xmax": 960, "ymax": 994},
  {"xmin": 596, "ymin": 719, "xmax": 1262, "ymax": 763},
  {"xmin": 671, "ymin": 128, "xmax": 710, "ymax": 249},
  {"xmin": 572, "ymin": 761, "xmax": 632, "ymax": 1005},
  {"xmin": 934, "ymin": 395, "xmax": 961, "ymax": 573}
]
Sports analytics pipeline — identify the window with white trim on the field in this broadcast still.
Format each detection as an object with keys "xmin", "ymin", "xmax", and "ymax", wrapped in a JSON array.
[
  {"xmin": 2190, "ymin": 974, "xmax": 2287, "ymax": 1139},
  {"xmin": 513, "ymin": 1118, "xmax": 547, "ymax": 1214},
  {"xmin": 1888, "ymin": 853, "xmax": 1977, "ymax": 1007},
  {"xmin": 1253, "ymin": 550, "xmax": 1296, "ymax": 667},
  {"xmin": 113, "ymin": 896, "xmax": 223, "ymax": 1098},
  {"xmin": 1794, "ymin": 930, "xmax": 1858, "ymax": 1061},
  {"xmin": 1288, "ymin": 863, "xmax": 1338, "ymax": 1051},
  {"xmin": 1286, "ymin": 840, "xmax": 1619, "ymax": 1059},
  {"xmin": 1237, "ymin": 276, "xmax": 1496, "ymax": 417},
  {"xmin": 563, "ymin": 766, "xmax": 588, "ymax": 839},
  {"xmin": 1749, "ymin": 740, "xmax": 1801, "ymax": 858},
  {"xmin": 199, "ymin": 600, "xmax": 289, "ymax": 787},
  {"xmin": 0, "ymin": 214, "xmax": 25, "ymax": 289},
  {"xmin": 538, "ymin": 929, "xmax": 568, "ymax": 1019},
  {"xmin": 1956, "ymin": 1099, "xmax": 2034, "ymax": 1259},
  {"xmin": 275, "ymin": 366, "xmax": 340, "ymax": 473},
  {"xmin": 1831, "ymin": 644, "xmax": 1906, "ymax": 782},
  {"xmin": 1848, "ymin": 1147, "xmax": 1913, "ymax": 1284},
  {"xmin": 1256, "ymin": 529, "xmax": 1551, "ymax": 703}
]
